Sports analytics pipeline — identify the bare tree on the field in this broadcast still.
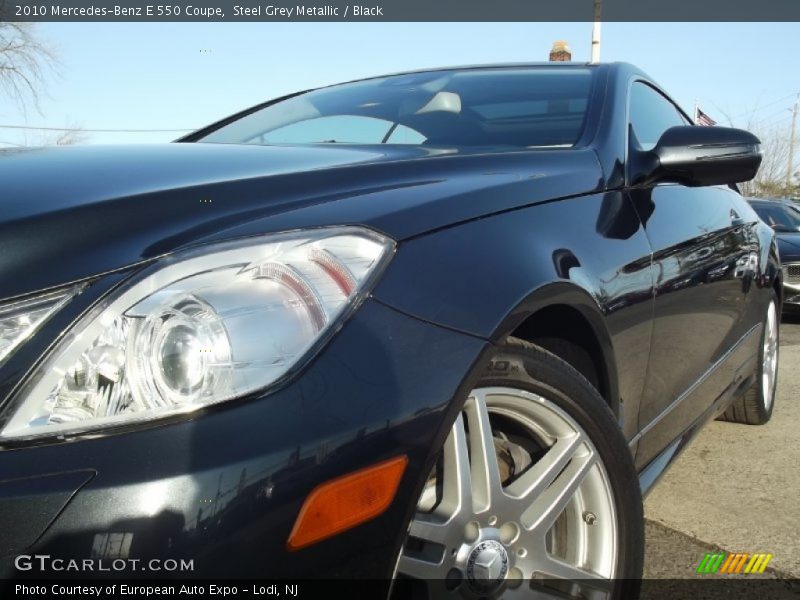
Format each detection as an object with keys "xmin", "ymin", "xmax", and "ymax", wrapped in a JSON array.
[
  {"xmin": 49, "ymin": 127, "xmax": 86, "ymax": 145},
  {"xmin": 0, "ymin": 24, "xmax": 87, "ymax": 146},
  {"xmin": 0, "ymin": 22, "xmax": 56, "ymax": 110},
  {"xmin": 37, "ymin": 126, "xmax": 87, "ymax": 146},
  {"xmin": 9, "ymin": 121, "xmax": 88, "ymax": 146},
  {"xmin": 718, "ymin": 106, "xmax": 799, "ymax": 198},
  {"xmin": 740, "ymin": 124, "xmax": 794, "ymax": 197}
]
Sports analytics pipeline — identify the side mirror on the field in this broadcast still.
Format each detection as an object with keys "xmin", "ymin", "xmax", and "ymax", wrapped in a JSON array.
[{"xmin": 632, "ymin": 126, "xmax": 762, "ymax": 187}]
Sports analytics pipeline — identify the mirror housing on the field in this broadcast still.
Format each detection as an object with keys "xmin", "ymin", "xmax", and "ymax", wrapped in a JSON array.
[{"xmin": 632, "ymin": 125, "xmax": 762, "ymax": 187}]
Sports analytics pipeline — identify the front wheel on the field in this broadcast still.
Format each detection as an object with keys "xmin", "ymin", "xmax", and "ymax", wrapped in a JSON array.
[{"xmin": 393, "ymin": 339, "xmax": 643, "ymax": 599}]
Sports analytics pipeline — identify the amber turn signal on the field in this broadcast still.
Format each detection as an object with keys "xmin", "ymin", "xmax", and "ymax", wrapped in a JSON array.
[{"xmin": 287, "ymin": 455, "xmax": 409, "ymax": 551}]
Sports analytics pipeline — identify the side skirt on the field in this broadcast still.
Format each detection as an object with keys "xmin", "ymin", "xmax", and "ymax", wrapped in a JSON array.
[{"xmin": 637, "ymin": 370, "xmax": 756, "ymax": 497}]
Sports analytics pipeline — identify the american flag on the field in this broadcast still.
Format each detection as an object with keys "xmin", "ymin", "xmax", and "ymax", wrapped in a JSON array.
[{"xmin": 695, "ymin": 108, "xmax": 717, "ymax": 126}]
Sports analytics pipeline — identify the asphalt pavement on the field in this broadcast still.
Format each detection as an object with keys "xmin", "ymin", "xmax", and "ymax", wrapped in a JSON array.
[{"xmin": 642, "ymin": 314, "xmax": 800, "ymax": 594}]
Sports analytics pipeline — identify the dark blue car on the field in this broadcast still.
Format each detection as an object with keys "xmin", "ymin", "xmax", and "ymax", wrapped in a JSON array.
[
  {"xmin": 0, "ymin": 63, "xmax": 780, "ymax": 598},
  {"xmin": 749, "ymin": 198, "xmax": 800, "ymax": 312}
]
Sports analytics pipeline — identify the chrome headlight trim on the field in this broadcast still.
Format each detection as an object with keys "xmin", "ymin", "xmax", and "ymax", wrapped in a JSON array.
[
  {"xmin": 0, "ymin": 227, "xmax": 395, "ymax": 442},
  {"xmin": 0, "ymin": 285, "xmax": 84, "ymax": 369}
]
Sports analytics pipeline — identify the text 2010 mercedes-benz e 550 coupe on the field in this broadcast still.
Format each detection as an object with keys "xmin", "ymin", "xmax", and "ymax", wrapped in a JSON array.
[{"xmin": 0, "ymin": 63, "xmax": 779, "ymax": 598}]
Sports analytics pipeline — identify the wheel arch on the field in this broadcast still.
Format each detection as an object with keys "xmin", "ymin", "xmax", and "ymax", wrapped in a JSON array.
[
  {"xmin": 773, "ymin": 271, "xmax": 783, "ymax": 310},
  {"xmin": 491, "ymin": 281, "xmax": 621, "ymax": 418},
  {"xmin": 770, "ymin": 249, "xmax": 783, "ymax": 311},
  {"xmin": 760, "ymin": 223, "xmax": 783, "ymax": 310}
]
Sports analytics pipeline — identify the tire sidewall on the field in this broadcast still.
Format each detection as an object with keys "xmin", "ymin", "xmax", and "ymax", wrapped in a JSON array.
[{"xmin": 476, "ymin": 343, "xmax": 644, "ymax": 592}]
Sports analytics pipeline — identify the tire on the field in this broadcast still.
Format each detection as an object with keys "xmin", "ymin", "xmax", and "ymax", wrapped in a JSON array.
[
  {"xmin": 393, "ymin": 338, "xmax": 643, "ymax": 599},
  {"xmin": 719, "ymin": 293, "xmax": 779, "ymax": 425}
]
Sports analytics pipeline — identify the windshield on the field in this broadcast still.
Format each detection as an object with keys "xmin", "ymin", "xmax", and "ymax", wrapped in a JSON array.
[
  {"xmin": 752, "ymin": 202, "xmax": 800, "ymax": 231},
  {"xmin": 197, "ymin": 68, "xmax": 593, "ymax": 149}
]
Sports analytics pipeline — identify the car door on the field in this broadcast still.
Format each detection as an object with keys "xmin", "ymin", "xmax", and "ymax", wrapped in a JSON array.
[{"xmin": 627, "ymin": 82, "xmax": 756, "ymax": 469}]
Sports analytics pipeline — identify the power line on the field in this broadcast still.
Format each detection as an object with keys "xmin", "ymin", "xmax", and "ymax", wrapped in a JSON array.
[
  {"xmin": 0, "ymin": 124, "xmax": 196, "ymax": 133},
  {"xmin": 729, "ymin": 92, "xmax": 799, "ymax": 120},
  {"xmin": 741, "ymin": 101, "xmax": 797, "ymax": 128},
  {"xmin": 749, "ymin": 112, "xmax": 793, "ymax": 129}
]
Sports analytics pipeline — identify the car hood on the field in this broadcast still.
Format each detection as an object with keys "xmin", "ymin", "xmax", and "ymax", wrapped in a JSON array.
[
  {"xmin": 0, "ymin": 143, "xmax": 603, "ymax": 299},
  {"xmin": 777, "ymin": 233, "xmax": 800, "ymax": 261}
]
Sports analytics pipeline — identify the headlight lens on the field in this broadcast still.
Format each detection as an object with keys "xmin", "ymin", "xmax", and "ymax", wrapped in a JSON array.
[
  {"xmin": 1, "ymin": 228, "xmax": 393, "ymax": 441},
  {"xmin": 0, "ymin": 287, "xmax": 82, "ymax": 368}
]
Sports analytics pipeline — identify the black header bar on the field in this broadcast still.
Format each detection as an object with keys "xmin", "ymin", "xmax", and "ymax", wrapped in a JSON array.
[{"xmin": 2, "ymin": 0, "xmax": 800, "ymax": 22}]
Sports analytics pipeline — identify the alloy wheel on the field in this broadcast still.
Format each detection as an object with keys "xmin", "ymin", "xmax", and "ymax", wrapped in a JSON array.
[
  {"xmin": 762, "ymin": 300, "xmax": 778, "ymax": 411},
  {"xmin": 395, "ymin": 387, "xmax": 618, "ymax": 598}
]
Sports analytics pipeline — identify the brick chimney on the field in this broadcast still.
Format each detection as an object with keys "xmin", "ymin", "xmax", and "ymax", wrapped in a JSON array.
[{"xmin": 549, "ymin": 40, "xmax": 572, "ymax": 62}]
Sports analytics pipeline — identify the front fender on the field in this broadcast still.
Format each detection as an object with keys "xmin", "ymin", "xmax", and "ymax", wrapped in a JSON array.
[
  {"xmin": 372, "ymin": 191, "xmax": 655, "ymax": 442},
  {"xmin": 492, "ymin": 280, "xmax": 620, "ymax": 402}
]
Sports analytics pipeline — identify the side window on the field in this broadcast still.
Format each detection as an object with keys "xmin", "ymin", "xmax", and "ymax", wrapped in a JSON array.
[{"xmin": 629, "ymin": 82, "xmax": 688, "ymax": 150}]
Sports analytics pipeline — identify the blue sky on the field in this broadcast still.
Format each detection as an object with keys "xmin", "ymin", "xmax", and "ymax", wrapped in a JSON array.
[{"xmin": 1, "ymin": 22, "xmax": 798, "ymax": 146}]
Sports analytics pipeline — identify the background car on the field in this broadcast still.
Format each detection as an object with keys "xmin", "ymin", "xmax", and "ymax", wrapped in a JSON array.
[
  {"xmin": 0, "ymin": 63, "xmax": 777, "ymax": 598},
  {"xmin": 764, "ymin": 197, "xmax": 800, "ymax": 218},
  {"xmin": 780, "ymin": 198, "xmax": 800, "ymax": 218},
  {"xmin": 749, "ymin": 198, "xmax": 800, "ymax": 312}
]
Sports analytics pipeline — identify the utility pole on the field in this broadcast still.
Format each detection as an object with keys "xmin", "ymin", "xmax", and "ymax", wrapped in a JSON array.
[
  {"xmin": 788, "ymin": 95, "xmax": 799, "ymax": 189},
  {"xmin": 591, "ymin": 0, "xmax": 602, "ymax": 63}
]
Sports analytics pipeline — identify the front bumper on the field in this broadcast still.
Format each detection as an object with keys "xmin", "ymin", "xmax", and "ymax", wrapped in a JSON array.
[
  {"xmin": 781, "ymin": 263, "xmax": 800, "ymax": 309},
  {"xmin": 0, "ymin": 298, "xmax": 489, "ymax": 580}
]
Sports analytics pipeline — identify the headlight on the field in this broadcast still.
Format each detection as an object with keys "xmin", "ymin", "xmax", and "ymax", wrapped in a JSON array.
[
  {"xmin": 0, "ymin": 287, "xmax": 83, "ymax": 368},
  {"xmin": 1, "ymin": 227, "xmax": 394, "ymax": 441}
]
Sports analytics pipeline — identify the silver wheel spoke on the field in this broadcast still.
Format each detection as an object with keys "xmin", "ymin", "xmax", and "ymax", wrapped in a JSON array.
[
  {"xmin": 465, "ymin": 391, "xmax": 504, "ymax": 513},
  {"xmin": 396, "ymin": 553, "xmax": 445, "ymax": 580},
  {"xmin": 408, "ymin": 516, "xmax": 451, "ymax": 545},
  {"xmin": 521, "ymin": 448, "xmax": 595, "ymax": 532},
  {"xmin": 439, "ymin": 413, "xmax": 472, "ymax": 520},
  {"xmin": 396, "ymin": 386, "xmax": 619, "ymax": 589},
  {"xmin": 536, "ymin": 555, "xmax": 608, "ymax": 582},
  {"xmin": 505, "ymin": 432, "xmax": 584, "ymax": 506},
  {"xmin": 403, "ymin": 416, "xmax": 471, "ymax": 561}
]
